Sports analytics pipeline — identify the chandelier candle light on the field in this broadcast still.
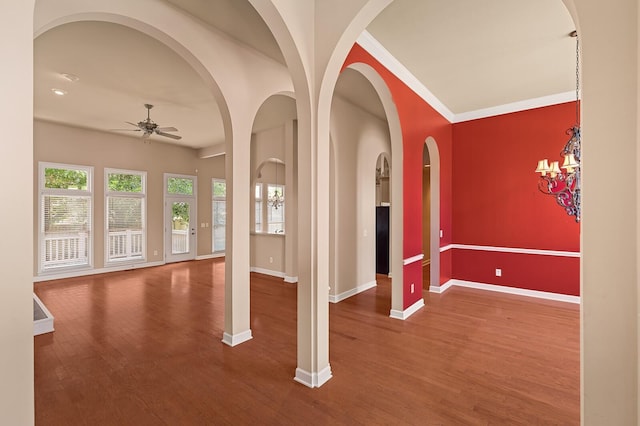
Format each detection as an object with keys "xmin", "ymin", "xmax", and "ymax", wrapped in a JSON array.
[{"xmin": 535, "ymin": 30, "xmax": 581, "ymax": 222}]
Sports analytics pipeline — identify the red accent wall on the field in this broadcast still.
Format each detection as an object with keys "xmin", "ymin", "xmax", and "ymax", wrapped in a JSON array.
[
  {"xmin": 343, "ymin": 44, "xmax": 453, "ymax": 309},
  {"xmin": 341, "ymin": 46, "xmax": 580, "ymax": 304},
  {"xmin": 452, "ymin": 103, "xmax": 580, "ymax": 295}
]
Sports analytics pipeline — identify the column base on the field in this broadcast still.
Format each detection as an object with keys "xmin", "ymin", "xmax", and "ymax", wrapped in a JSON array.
[
  {"xmin": 293, "ymin": 365, "xmax": 332, "ymax": 388},
  {"xmin": 221, "ymin": 330, "xmax": 253, "ymax": 347}
]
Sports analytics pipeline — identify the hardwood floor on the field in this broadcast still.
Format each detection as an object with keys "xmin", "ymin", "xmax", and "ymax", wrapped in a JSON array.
[{"xmin": 34, "ymin": 259, "xmax": 579, "ymax": 425}]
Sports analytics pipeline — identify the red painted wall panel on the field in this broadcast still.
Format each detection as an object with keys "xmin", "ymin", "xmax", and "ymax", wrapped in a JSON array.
[
  {"xmin": 344, "ymin": 44, "xmax": 453, "ymax": 309},
  {"xmin": 452, "ymin": 104, "xmax": 580, "ymax": 252},
  {"xmin": 451, "ymin": 249, "xmax": 579, "ymax": 296},
  {"xmin": 342, "ymin": 46, "xmax": 579, "ymax": 304}
]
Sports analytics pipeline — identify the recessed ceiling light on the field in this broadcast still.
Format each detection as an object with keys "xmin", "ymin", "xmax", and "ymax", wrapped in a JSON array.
[
  {"xmin": 51, "ymin": 88, "xmax": 67, "ymax": 96},
  {"xmin": 60, "ymin": 73, "xmax": 79, "ymax": 82}
]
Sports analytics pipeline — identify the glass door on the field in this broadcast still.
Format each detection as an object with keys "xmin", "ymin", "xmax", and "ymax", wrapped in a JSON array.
[{"xmin": 164, "ymin": 174, "xmax": 197, "ymax": 263}]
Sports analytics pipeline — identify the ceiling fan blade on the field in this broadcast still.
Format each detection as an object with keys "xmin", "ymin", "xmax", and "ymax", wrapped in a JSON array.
[
  {"xmin": 156, "ymin": 131, "xmax": 182, "ymax": 140},
  {"xmin": 110, "ymin": 128, "xmax": 141, "ymax": 132},
  {"xmin": 157, "ymin": 126, "xmax": 178, "ymax": 132},
  {"xmin": 125, "ymin": 121, "xmax": 142, "ymax": 128}
]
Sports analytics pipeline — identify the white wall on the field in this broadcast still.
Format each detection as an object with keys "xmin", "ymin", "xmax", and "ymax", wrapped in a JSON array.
[{"xmin": 330, "ymin": 95, "xmax": 391, "ymax": 298}]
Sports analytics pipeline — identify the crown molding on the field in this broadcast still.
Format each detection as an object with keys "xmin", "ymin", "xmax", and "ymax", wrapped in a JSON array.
[{"xmin": 357, "ymin": 31, "xmax": 576, "ymax": 124}]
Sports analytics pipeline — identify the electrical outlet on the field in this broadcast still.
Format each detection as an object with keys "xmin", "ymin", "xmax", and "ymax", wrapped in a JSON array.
[
  {"xmin": 495, "ymin": 268, "xmax": 502, "ymax": 277},
  {"xmin": 439, "ymin": 230, "xmax": 443, "ymax": 238},
  {"xmin": 411, "ymin": 283, "xmax": 415, "ymax": 293},
  {"xmin": 269, "ymin": 256, "xmax": 273, "ymax": 264},
  {"xmin": 153, "ymin": 250, "xmax": 158, "ymax": 256}
]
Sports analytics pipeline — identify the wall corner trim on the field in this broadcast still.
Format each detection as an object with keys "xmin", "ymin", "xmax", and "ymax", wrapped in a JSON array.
[
  {"xmin": 221, "ymin": 330, "xmax": 253, "ymax": 347},
  {"xmin": 329, "ymin": 280, "xmax": 377, "ymax": 303},
  {"xmin": 429, "ymin": 280, "xmax": 454, "ymax": 294},
  {"xmin": 390, "ymin": 298, "xmax": 425, "ymax": 320},
  {"xmin": 442, "ymin": 279, "xmax": 580, "ymax": 304},
  {"xmin": 294, "ymin": 366, "xmax": 332, "ymax": 388},
  {"xmin": 250, "ymin": 267, "xmax": 285, "ymax": 279}
]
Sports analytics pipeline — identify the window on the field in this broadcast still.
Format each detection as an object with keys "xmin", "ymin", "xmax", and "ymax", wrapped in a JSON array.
[
  {"xmin": 267, "ymin": 184, "xmax": 285, "ymax": 234},
  {"xmin": 212, "ymin": 179, "xmax": 226, "ymax": 252},
  {"xmin": 255, "ymin": 183, "xmax": 262, "ymax": 232},
  {"xmin": 105, "ymin": 169, "xmax": 146, "ymax": 263},
  {"xmin": 39, "ymin": 162, "xmax": 93, "ymax": 272},
  {"xmin": 254, "ymin": 182, "xmax": 285, "ymax": 234},
  {"xmin": 167, "ymin": 177, "xmax": 194, "ymax": 195}
]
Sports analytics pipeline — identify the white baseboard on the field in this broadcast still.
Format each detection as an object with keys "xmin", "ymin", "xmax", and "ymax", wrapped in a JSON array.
[
  {"xmin": 294, "ymin": 365, "xmax": 332, "ymax": 388},
  {"xmin": 329, "ymin": 280, "xmax": 377, "ymax": 303},
  {"xmin": 440, "ymin": 279, "xmax": 581, "ymax": 304},
  {"xmin": 33, "ymin": 260, "xmax": 166, "ymax": 282},
  {"xmin": 195, "ymin": 253, "xmax": 225, "ymax": 260},
  {"xmin": 221, "ymin": 330, "xmax": 253, "ymax": 347},
  {"xmin": 33, "ymin": 293, "xmax": 54, "ymax": 336},
  {"xmin": 389, "ymin": 298, "xmax": 425, "ymax": 320},
  {"xmin": 284, "ymin": 275, "xmax": 298, "ymax": 283},
  {"xmin": 250, "ymin": 267, "xmax": 285, "ymax": 279},
  {"xmin": 429, "ymin": 280, "xmax": 453, "ymax": 294}
]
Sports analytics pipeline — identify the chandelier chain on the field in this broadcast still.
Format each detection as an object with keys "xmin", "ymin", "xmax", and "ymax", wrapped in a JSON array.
[{"xmin": 575, "ymin": 34, "xmax": 580, "ymax": 125}]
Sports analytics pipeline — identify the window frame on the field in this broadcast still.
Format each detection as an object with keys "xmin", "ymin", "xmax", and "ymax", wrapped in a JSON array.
[
  {"xmin": 38, "ymin": 161, "xmax": 94, "ymax": 274},
  {"xmin": 104, "ymin": 168, "xmax": 147, "ymax": 265}
]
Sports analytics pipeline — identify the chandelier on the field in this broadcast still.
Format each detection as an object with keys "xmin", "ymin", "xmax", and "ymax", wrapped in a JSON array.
[
  {"xmin": 535, "ymin": 31, "xmax": 581, "ymax": 222},
  {"xmin": 268, "ymin": 160, "xmax": 284, "ymax": 210}
]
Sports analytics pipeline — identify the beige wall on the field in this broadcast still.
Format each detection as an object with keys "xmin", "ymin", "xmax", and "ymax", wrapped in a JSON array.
[
  {"xmin": 330, "ymin": 95, "xmax": 391, "ymax": 297},
  {"xmin": 0, "ymin": 1, "xmax": 35, "ymax": 424},
  {"xmin": 34, "ymin": 120, "xmax": 224, "ymax": 276}
]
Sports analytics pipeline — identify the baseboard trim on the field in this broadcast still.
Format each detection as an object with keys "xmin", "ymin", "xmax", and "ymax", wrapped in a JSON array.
[
  {"xmin": 34, "ymin": 260, "xmax": 166, "ymax": 282},
  {"xmin": 329, "ymin": 280, "xmax": 377, "ymax": 303},
  {"xmin": 221, "ymin": 330, "xmax": 253, "ymax": 347},
  {"xmin": 284, "ymin": 275, "xmax": 298, "ymax": 283},
  {"xmin": 250, "ymin": 267, "xmax": 285, "ymax": 279},
  {"xmin": 33, "ymin": 293, "xmax": 54, "ymax": 336},
  {"xmin": 429, "ymin": 280, "xmax": 453, "ymax": 294},
  {"xmin": 294, "ymin": 365, "xmax": 332, "ymax": 388},
  {"xmin": 389, "ymin": 298, "xmax": 425, "ymax": 320},
  {"xmin": 195, "ymin": 253, "xmax": 225, "ymax": 260},
  {"xmin": 440, "ymin": 279, "xmax": 580, "ymax": 304}
]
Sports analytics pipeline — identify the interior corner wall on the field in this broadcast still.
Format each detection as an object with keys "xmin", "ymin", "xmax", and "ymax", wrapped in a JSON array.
[
  {"xmin": 451, "ymin": 102, "xmax": 580, "ymax": 296},
  {"xmin": 33, "ymin": 120, "xmax": 225, "ymax": 276},
  {"xmin": 344, "ymin": 44, "xmax": 454, "ymax": 308},
  {"xmin": 329, "ymin": 95, "xmax": 389, "ymax": 297}
]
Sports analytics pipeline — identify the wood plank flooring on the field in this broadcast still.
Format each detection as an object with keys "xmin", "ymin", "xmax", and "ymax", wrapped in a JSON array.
[{"xmin": 34, "ymin": 259, "xmax": 579, "ymax": 425}]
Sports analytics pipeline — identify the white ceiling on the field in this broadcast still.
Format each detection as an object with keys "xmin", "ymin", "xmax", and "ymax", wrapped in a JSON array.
[{"xmin": 33, "ymin": 0, "xmax": 576, "ymax": 150}]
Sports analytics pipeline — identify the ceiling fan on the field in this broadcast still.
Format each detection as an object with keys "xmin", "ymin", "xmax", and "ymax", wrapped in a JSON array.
[{"xmin": 116, "ymin": 104, "xmax": 182, "ymax": 140}]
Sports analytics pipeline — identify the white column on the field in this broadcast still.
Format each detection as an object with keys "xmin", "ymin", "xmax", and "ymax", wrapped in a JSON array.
[
  {"xmin": 222, "ymin": 123, "xmax": 252, "ymax": 346},
  {"xmin": 0, "ymin": 1, "xmax": 35, "ymax": 424}
]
